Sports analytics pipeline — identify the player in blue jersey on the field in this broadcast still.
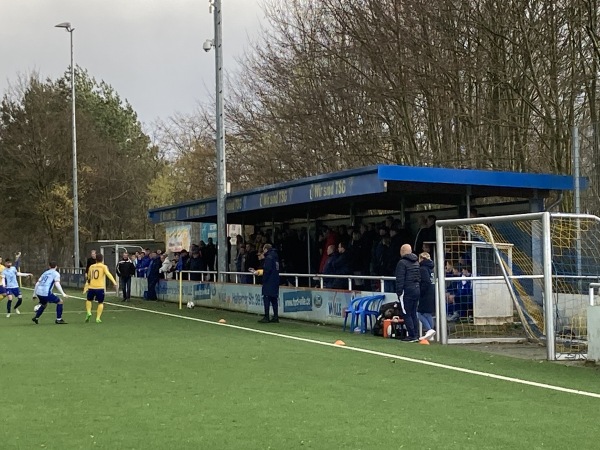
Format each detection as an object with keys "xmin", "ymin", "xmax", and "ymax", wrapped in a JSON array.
[
  {"xmin": 1, "ymin": 255, "xmax": 33, "ymax": 317},
  {"xmin": 32, "ymin": 261, "xmax": 68, "ymax": 324}
]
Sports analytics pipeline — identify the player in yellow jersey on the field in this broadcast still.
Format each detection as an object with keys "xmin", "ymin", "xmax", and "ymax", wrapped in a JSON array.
[{"xmin": 85, "ymin": 253, "xmax": 117, "ymax": 323}]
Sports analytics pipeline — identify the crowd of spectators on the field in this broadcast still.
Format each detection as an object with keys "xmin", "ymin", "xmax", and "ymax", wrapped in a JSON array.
[
  {"xmin": 227, "ymin": 215, "xmax": 438, "ymax": 291},
  {"xmin": 82, "ymin": 209, "xmax": 477, "ymax": 322},
  {"xmin": 101, "ymin": 211, "xmax": 474, "ymax": 316}
]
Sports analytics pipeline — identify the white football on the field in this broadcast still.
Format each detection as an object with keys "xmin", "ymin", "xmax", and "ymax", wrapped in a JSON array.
[
  {"xmin": 34, "ymin": 304, "xmax": 42, "ymax": 312},
  {"xmin": 186, "ymin": 301, "xmax": 195, "ymax": 309}
]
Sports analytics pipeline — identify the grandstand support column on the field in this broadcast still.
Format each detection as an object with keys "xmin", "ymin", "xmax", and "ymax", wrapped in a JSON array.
[
  {"xmin": 542, "ymin": 212, "xmax": 556, "ymax": 360},
  {"xmin": 212, "ymin": 0, "xmax": 227, "ymax": 280},
  {"xmin": 435, "ymin": 222, "xmax": 448, "ymax": 344},
  {"xmin": 573, "ymin": 126, "xmax": 583, "ymax": 293}
]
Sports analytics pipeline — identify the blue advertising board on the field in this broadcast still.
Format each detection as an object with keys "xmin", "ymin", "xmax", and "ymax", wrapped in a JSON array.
[{"xmin": 282, "ymin": 291, "xmax": 313, "ymax": 313}]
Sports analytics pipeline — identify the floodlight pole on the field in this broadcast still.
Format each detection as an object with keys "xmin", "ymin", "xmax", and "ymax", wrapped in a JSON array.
[
  {"xmin": 211, "ymin": 0, "xmax": 227, "ymax": 280},
  {"xmin": 56, "ymin": 22, "xmax": 80, "ymax": 270}
]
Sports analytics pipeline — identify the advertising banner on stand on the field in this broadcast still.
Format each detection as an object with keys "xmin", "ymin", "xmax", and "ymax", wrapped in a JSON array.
[
  {"xmin": 136, "ymin": 277, "xmax": 399, "ymax": 326},
  {"xmin": 165, "ymin": 225, "xmax": 192, "ymax": 253}
]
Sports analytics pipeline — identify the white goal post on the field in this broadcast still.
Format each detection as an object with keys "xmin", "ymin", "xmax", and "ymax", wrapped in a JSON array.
[{"xmin": 435, "ymin": 211, "xmax": 600, "ymax": 361}]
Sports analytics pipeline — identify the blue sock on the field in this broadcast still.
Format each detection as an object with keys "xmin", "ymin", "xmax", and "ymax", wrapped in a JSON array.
[
  {"xmin": 56, "ymin": 303, "xmax": 63, "ymax": 320},
  {"xmin": 35, "ymin": 305, "xmax": 46, "ymax": 318},
  {"xmin": 7, "ymin": 300, "xmax": 12, "ymax": 313},
  {"xmin": 15, "ymin": 298, "xmax": 22, "ymax": 309}
]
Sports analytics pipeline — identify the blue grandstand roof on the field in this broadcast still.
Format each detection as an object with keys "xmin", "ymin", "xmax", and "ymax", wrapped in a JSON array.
[
  {"xmin": 148, "ymin": 164, "xmax": 584, "ymax": 224},
  {"xmin": 377, "ymin": 165, "xmax": 579, "ymax": 191}
]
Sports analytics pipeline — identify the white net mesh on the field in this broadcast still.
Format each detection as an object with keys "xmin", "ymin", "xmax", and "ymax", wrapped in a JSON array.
[
  {"xmin": 438, "ymin": 213, "xmax": 600, "ymax": 360},
  {"xmin": 440, "ymin": 217, "xmax": 545, "ymax": 343}
]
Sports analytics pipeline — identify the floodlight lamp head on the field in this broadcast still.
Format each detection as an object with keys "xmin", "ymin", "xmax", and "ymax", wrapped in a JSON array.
[
  {"xmin": 203, "ymin": 39, "xmax": 214, "ymax": 52},
  {"xmin": 55, "ymin": 22, "xmax": 74, "ymax": 32}
]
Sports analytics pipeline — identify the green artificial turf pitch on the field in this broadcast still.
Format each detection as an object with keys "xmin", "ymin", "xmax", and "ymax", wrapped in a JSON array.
[{"xmin": 2, "ymin": 288, "xmax": 600, "ymax": 449}]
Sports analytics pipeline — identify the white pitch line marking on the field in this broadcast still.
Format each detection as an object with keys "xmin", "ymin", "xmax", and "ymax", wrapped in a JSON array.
[{"xmin": 30, "ymin": 289, "xmax": 600, "ymax": 400}]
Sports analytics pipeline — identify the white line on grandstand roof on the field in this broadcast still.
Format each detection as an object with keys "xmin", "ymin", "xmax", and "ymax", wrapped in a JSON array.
[{"xmin": 49, "ymin": 290, "xmax": 600, "ymax": 400}]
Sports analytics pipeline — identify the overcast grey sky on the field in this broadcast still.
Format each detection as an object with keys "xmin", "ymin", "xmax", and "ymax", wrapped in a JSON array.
[{"xmin": 0, "ymin": 0, "xmax": 264, "ymax": 125}]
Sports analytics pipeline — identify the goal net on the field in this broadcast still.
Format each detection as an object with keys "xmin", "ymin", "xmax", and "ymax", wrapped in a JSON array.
[{"xmin": 435, "ymin": 212, "xmax": 600, "ymax": 360}]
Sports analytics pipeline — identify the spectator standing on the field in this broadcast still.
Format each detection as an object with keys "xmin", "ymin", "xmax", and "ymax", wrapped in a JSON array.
[
  {"xmin": 176, "ymin": 249, "xmax": 190, "ymax": 280},
  {"xmin": 146, "ymin": 251, "xmax": 161, "ymax": 300},
  {"xmin": 188, "ymin": 249, "xmax": 206, "ymax": 282},
  {"xmin": 374, "ymin": 235, "xmax": 395, "ymax": 292},
  {"xmin": 235, "ymin": 245, "xmax": 251, "ymax": 283},
  {"xmin": 252, "ymin": 243, "xmax": 280, "ymax": 323},
  {"xmin": 116, "ymin": 252, "xmax": 135, "ymax": 301},
  {"xmin": 136, "ymin": 251, "xmax": 151, "ymax": 278},
  {"xmin": 318, "ymin": 227, "xmax": 338, "ymax": 274},
  {"xmin": 246, "ymin": 244, "xmax": 259, "ymax": 275},
  {"xmin": 85, "ymin": 249, "xmax": 97, "ymax": 274},
  {"xmin": 420, "ymin": 215, "xmax": 437, "ymax": 253},
  {"xmin": 389, "ymin": 227, "xmax": 402, "ymax": 266},
  {"xmin": 395, "ymin": 244, "xmax": 421, "ymax": 342},
  {"xmin": 417, "ymin": 252, "xmax": 436, "ymax": 341},
  {"xmin": 169, "ymin": 254, "xmax": 179, "ymax": 279},
  {"xmin": 204, "ymin": 238, "xmax": 217, "ymax": 279},
  {"xmin": 333, "ymin": 241, "xmax": 352, "ymax": 289},
  {"xmin": 322, "ymin": 244, "xmax": 338, "ymax": 288},
  {"xmin": 158, "ymin": 253, "xmax": 173, "ymax": 280}
]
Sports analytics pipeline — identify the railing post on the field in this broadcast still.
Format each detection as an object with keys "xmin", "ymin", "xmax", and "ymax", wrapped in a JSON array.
[{"xmin": 178, "ymin": 270, "xmax": 183, "ymax": 310}]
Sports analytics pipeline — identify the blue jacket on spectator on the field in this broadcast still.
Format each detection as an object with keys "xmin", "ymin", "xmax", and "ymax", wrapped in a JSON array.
[
  {"xmin": 137, "ymin": 255, "xmax": 150, "ymax": 277},
  {"xmin": 176, "ymin": 252, "xmax": 189, "ymax": 270},
  {"xmin": 147, "ymin": 255, "xmax": 161, "ymax": 280}
]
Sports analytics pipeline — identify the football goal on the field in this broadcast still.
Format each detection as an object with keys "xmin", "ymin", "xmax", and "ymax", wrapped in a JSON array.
[{"xmin": 434, "ymin": 212, "xmax": 600, "ymax": 360}]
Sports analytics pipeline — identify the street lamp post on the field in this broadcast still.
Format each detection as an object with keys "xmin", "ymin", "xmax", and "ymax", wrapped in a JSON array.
[
  {"xmin": 55, "ymin": 22, "xmax": 80, "ymax": 269},
  {"xmin": 206, "ymin": 0, "xmax": 227, "ymax": 280}
]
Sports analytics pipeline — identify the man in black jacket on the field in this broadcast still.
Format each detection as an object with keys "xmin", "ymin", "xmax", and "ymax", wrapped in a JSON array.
[
  {"xmin": 395, "ymin": 244, "xmax": 421, "ymax": 342},
  {"xmin": 116, "ymin": 252, "xmax": 136, "ymax": 301},
  {"xmin": 252, "ymin": 244, "xmax": 280, "ymax": 323}
]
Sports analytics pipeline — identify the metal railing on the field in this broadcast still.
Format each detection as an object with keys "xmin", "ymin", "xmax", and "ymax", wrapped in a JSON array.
[
  {"xmin": 58, "ymin": 267, "xmax": 87, "ymax": 289},
  {"xmin": 175, "ymin": 270, "xmax": 396, "ymax": 292}
]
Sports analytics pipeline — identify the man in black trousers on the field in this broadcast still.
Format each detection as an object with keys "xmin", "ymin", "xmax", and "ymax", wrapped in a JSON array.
[
  {"xmin": 116, "ymin": 252, "xmax": 136, "ymax": 301},
  {"xmin": 395, "ymin": 244, "xmax": 421, "ymax": 342},
  {"xmin": 252, "ymin": 244, "xmax": 280, "ymax": 323}
]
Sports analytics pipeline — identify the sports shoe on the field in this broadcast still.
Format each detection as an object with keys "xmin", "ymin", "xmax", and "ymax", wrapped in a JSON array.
[
  {"xmin": 32, "ymin": 317, "xmax": 39, "ymax": 325},
  {"xmin": 258, "ymin": 317, "xmax": 270, "ymax": 323},
  {"xmin": 447, "ymin": 312, "xmax": 460, "ymax": 322},
  {"xmin": 85, "ymin": 312, "xmax": 92, "ymax": 323},
  {"xmin": 424, "ymin": 329, "xmax": 436, "ymax": 341},
  {"xmin": 96, "ymin": 318, "xmax": 102, "ymax": 323},
  {"xmin": 269, "ymin": 317, "xmax": 280, "ymax": 323},
  {"xmin": 401, "ymin": 336, "xmax": 419, "ymax": 342},
  {"xmin": 55, "ymin": 318, "xmax": 67, "ymax": 324},
  {"xmin": 14, "ymin": 308, "xmax": 21, "ymax": 315},
  {"xmin": 6, "ymin": 313, "xmax": 10, "ymax": 318}
]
